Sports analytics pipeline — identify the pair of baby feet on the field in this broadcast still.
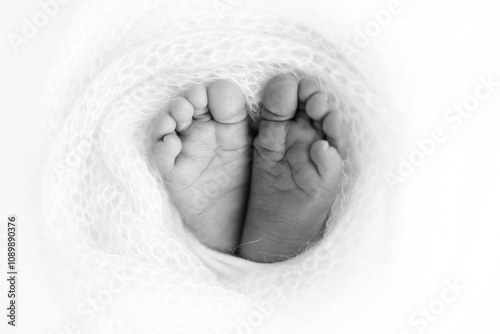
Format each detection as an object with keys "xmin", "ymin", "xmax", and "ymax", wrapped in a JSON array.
[{"xmin": 153, "ymin": 74, "xmax": 347, "ymax": 263}]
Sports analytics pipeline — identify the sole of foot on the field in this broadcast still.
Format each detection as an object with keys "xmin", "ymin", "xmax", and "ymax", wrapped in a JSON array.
[
  {"xmin": 238, "ymin": 74, "xmax": 348, "ymax": 263},
  {"xmin": 153, "ymin": 80, "xmax": 253, "ymax": 253}
]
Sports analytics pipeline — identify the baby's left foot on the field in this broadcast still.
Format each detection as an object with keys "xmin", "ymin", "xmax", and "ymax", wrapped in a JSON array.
[{"xmin": 239, "ymin": 74, "xmax": 348, "ymax": 263}]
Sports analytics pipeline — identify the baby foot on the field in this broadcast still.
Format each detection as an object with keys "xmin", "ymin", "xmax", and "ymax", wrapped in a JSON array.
[
  {"xmin": 153, "ymin": 80, "xmax": 252, "ymax": 253},
  {"xmin": 238, "ymin": 74, "xmax": 348, "ymax": 263}
]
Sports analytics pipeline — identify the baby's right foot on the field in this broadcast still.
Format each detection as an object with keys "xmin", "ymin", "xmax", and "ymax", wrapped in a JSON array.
[
  {"xmin": 239, "ymin": 74, "xmax": 348, "ymax": 263},
  {"xmin": 153, "ymin": 80, "xmax": 252, "ymax": 253}
]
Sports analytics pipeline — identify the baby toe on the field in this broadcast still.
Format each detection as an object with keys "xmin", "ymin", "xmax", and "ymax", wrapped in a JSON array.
[
  {"xmin": 154, "ymin": 111, "xmax": 176, "ymax": 142},
  {"xmin": 298, "ymin": 78, "xmax": 322, "ymax": 106},
  {"xmin": 186, "ymin": 84, "xmax": 209, "ymax": 118},
  {"xmin": 171, "ymin": 97, "xmax": 195, "ymax": 132},
  {"xmin": 322, "ymin": 106, "xmax": 348, "ymax": 157},
  {"xmin": 153, "ymin": 133, "xmax": 182, "ymax": 173},
  {"xmin": 310, "ymin": 140, "xmax": 343, "ymax": 185},
  {"xmin": 305, "ymin": 92, "xmax": 329, "ymax": 122}
]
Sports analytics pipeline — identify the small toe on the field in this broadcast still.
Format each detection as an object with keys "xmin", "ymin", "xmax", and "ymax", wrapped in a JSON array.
[
  {"xmin": 322, "ymin": 107, "xmax": 348, "ymax": 157},
  {"xmin": 171, "ymin": 97, "xmax": 195, "ymax": 132},
  {"xmin": 261, "ymin": 74, "xmax": 299, "ymax": 121},
  {"xmin": 305, "ymin": 93, "xmax": 329, "ymax": 122},
  {"xmin": 154, "ymin": 111, "xmax": 176, "ymax": 142},
  {"xmin": 153, "ymin": 133, "xmax": 182, "ymax": 173},
  {"xmin": 298, "ymin": 78, "xmax": 322, "ymax": 106},
  {"xmin": 207, "ymin": 80, "xmax": 247, "ymax": 124},
  {"xmin": 186, "ymin": 84, "xmax": 209, "ymax": 118},
  {"xmin": 310, "ymin": 140, "xmax": 342, "ymax": 184}
]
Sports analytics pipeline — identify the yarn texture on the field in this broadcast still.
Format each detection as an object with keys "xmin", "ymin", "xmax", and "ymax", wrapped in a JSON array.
[{"xmin": 42, "ymin": 0, "xmax": 394, "ymax": 333}]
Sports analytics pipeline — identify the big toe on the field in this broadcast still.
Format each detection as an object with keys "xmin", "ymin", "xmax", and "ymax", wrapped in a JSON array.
[{"xmin": 207, "ymin": 80, "xmax": 247, "ymax": 124}]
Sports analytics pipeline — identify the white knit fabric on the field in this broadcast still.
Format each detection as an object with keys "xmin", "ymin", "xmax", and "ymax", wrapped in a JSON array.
[{"xmin": 41, "ymin": 0, "xmax": 395, "ymax": 333}]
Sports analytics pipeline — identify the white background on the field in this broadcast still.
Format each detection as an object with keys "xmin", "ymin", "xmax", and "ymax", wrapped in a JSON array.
[{"xmin": 1, "ymin": 0, "xmax": 499, "ymax": 333}]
